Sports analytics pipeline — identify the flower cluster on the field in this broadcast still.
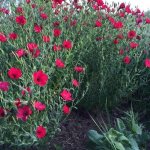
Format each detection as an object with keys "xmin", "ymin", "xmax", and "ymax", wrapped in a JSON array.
[{"xmin": 0, "ymin": 0, "xmax": 85, "ymax": 146}]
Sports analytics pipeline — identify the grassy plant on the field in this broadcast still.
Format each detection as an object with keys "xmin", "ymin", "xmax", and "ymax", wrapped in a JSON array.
[{"xmin": 87, "ymin": 110, "xmax": 150, "ymax": 150}]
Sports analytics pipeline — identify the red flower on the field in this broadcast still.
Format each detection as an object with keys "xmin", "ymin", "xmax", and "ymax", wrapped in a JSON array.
[
  {"xmin": 136, "ymin": 17, "xmax": 142, "ymax": 25},
  {"xmin": 146, "ymin": 18, "xmax": 150, "ymax": 24},
  {"xmin": 63, "ymin": 105, "xmax": 70, "ymax": 114},
  {"xmin": 87, "ymin": 0, "xmax": 93, "ymax": 3},
  {"xmin": 33, "ymin": 101, "xmax": 46, "ymax": 111},
  {"xmin": 8, "ymin": 67, "xmax": 22, "ymax": 79},
  {"xmin": 42, "ymin": 35, "xmax": 50, "ymax": 43},
  {"xmin": 117, "ymin": 34, "xmax": 124, "ymax": 39},
  {"xmin": 73, "ymin": 0, "xmax": 78, "ymax": 4},
  {"xmin": 127, "ymin": 30, "xmax": 136, "ymax": 39},
  {"xmin": 113, "ymin": 21, "xmax": 123, "ymax": 29},
  {"xmin": 27, "ymin": 43, "xmax": 40, "ymax": 57},
  {"xmin": 74, "ymin": 66, "xmax": 84, "ymax": 73},
  {"xmin": 145, "ymin": 59, "xmax": 150, "ymax": 68},
  {"xmin": 9, "ymin": 32, "xmax": 18, "ymax": 40},
  {"xmin": 16, "ymin": 7, "xmax": 24, "ymax": 14},
  {"xmin": 63, "ymin": 40, "xmax": 72, "ymax": 49},
  {"xmin": 119, "ymin": 49, "xmax": 124, "ymax": 55},
  {"xmin": 40, "ymin": 13, "xmax": 48, "ymax": 20},
  {"xmin": 34, "ymin": 24, "xmax": 42, "ymax": 33},
  {"xmin": 72, "ymin": 79, "xmax": 80, "ymax": 87},
  {"xmin": 16, "ymin": 49, "xmax": 26, "ymax": 58},
  {"xmin": 32, "ymin": 49, "xmax": 41, "ymax": 58},
  {"xmin": 60, "ymin": 89, "xmax": 73, "ymax": 101},
  {"xmin": 123, "ymin": 56, "xmax": 131, "ymax": 64},
  {"xmin": 33, "ymin": 70, "xmax": 48, "ymax": 87},
  {"xmin": 26, "ymin": 0, "xmax": 30, "ymax": 4},
  {"xmin": 141, "ymin": 12, "xmax": 145, "ymax": 17},
  {"xmin": 36, "ymin": 126, "xmax": 47, "ymax": 139},
  {"xmin": 55, "ymin": 59, "xmax": 65, "ymax": 68},
  {"xmin": 125, "ymin": 5, "xmax": 131, "ymax": 13},
  {"xmin": 14, "ymin": 98, "xmax": 21, "ymax": 108},
  {"xmin": 0, "ymin": 81, "xmax": 9, "ymax": 92},
  {"xmin": 96, "ymin": 37, "xmax": 103, "ymax": 41},
  {"xmin": 0, "ymin": 33, "xmax": 7, "ymax": 42},
  {"xmin": 21, "ymin": 87, "xmax": 31, "ymax": 96},
  {"xmin": 31, "ymin": 4, "xmax": 36, "ymax": 8},
  {"xmin": 16, "ymin": 105, "xmax": 32, "ymax": 121},
  {"xmin": 0, "ymin": 107, "xmax": 5, "ymax": 117},
  {"xmin": 95, "ymin": 20, "xmax": 102, "ymax": 27},
  {"xmin": 0, "ymin": 8, "xmax": 9, "ymax": 14},
  {"xmin": 130, "ymin": 42, "xmax": 138, "ymax": 49},
  {"xmin": 53, "ymin": 44, "xmax": 61, "ymax": 51},
  {"xmin": 53, "ymin": 0, "xmax": 63, "ymax": 4},
  {"xmin": 96, "ymin": 0, "xmax": 104, "ymax": 6},
  {"xmin": 63, "ymin": 16, "xmax": 69, "ymax": 22},
  {"xmin": 53, "ymin": 21, "xmax": 60, "ymax": 27},
  {"xmin": 27, "ymin": 43, "xmax": 38, "ymax": 52},
  {"xmin": 16, "ymin": 15, "xmax": 27, "ymax": 26},
  {"xmin": 53, "ymin": 29, "xmax": 61, "ymax": 37},
  {"xmin": 119, "ymin": 12, "xmax": 125, "ymax": 18},
  {"xmin": 119, "ymin": 3, "xmax": 125, "ymax": 9},
  {"xmin": 108, "ymin": 17, "xmax": 115, "ymax": 24},
  {"xmin": 92, "ymin": 4, "xmax": 99, "ymax": 10},
  {"xmin": 136, "ymin": 35, "xmax": 141, "ymax": 40},
  {"xmin": 113, "ymin": 39, "xmax": 119, "ymax": 44},
  {"xmin": 135, "ymin": 8, "xmax": 141, "ymax": 14},
  {"xmin": 70, "ymin": 20, "xmax": 77, "ymax": 26},
  {"xmin": 39, "ymin": 7, "xmax": 44, "ymax": 12}
]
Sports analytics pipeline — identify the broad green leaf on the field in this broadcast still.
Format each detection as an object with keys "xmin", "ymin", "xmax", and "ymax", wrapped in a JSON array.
[
  {"xmin": 115, "ymin": 142, "xmax": 126, "ymax": 150},
  {"xmin": 129, "ymin": 138, "xmax": 140, "ymax": 150},
  {"xmin": 132, "ymin": 124, "xmax": 142, "ymax": 135},
  {"xmin": 114, "ymin": 141, "xmax": 126, "ymax": 150},
  {"xmin": 88, "ymin": 130, "xmax": 103, "ymax": 144}
]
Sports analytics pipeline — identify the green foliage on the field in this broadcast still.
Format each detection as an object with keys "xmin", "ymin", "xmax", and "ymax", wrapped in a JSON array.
[
  {"xmin": 77, "ymin": 4, "xmax": 150, "ymax": 110},
  {"xmin": 87, "ymin": 111, "xmax": 150, "ymax": 150},
  {"xmin": 0, "ymin": 0, "xmax": 87, "ymax": 148}
]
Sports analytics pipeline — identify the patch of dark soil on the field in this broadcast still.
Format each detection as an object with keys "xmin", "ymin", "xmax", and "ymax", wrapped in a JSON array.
[
  {"xmin": 49, "ymin": 110, "xmax": 97, "ymax": 150},
  {"xmin": 48, "ymin": 99, "xmax": 150, "ymax": 150}
]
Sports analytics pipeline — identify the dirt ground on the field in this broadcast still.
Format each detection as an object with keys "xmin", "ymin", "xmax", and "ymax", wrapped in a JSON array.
[
  {"xmin": 49, "ymin": 110, "xmax": 96, "ymax": 150},
  {"xmin": 48, "ymin": 102, "xmax": 150, "ymax": 150}
]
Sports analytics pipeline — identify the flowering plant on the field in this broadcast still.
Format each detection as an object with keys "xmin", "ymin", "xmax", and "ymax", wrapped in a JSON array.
[
  {"xmin": 76, "ymin": 0, "xmax": 150, "ymax": 110},
  {"xmin": 0, "ymin": 0, "xmax": 86, "ymax": 148}
]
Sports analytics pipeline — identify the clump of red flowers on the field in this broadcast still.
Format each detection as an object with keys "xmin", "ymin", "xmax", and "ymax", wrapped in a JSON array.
[{"xmin": 16, "ymin": 15, "xmax": 27, "ymax": 26}]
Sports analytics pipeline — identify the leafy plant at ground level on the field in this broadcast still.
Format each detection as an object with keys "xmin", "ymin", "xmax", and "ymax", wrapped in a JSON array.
[{"xmin": 87, "ymin": 110, "xmax": 150, "ymax": 150}]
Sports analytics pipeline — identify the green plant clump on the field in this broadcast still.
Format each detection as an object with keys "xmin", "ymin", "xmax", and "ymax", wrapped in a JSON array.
[{"xmin": 88, "ymin": 111, "xmax": 150, "ymax": 150}]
